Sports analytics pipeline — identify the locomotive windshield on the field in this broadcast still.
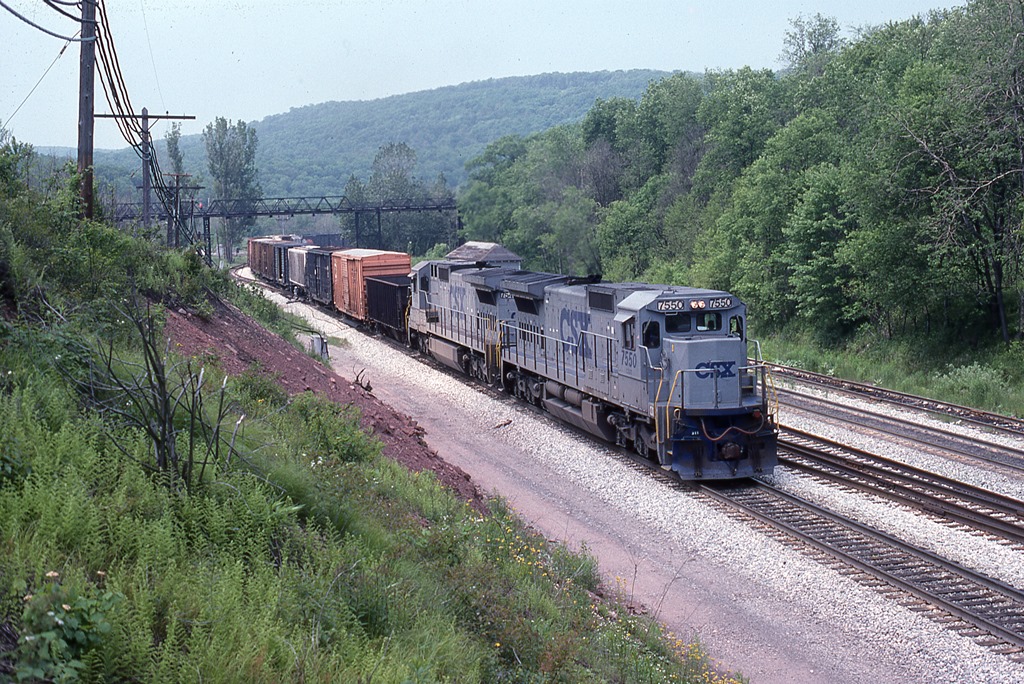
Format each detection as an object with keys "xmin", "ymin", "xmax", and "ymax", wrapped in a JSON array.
[
  {"xmin": 665, "ymin": 313, "xmax": 690, "ymax": 334},
  {"xmin": 696, "ymin": 312, "xmax": 721, "ymax": 332}
]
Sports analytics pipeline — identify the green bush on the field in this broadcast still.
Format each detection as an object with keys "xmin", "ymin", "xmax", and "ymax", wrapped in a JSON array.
[
  {"xmin": 932, "ymin": 362, "xmax": 1011, "ymax": 411},
  {"xmin": 230, "ymin": 364, "xmax": 289, "ymax": 417},
  {"xmin": 14, "ymin": 572, "xmax": 122, "ymax": 683},
  {"xmin": 289, "ymin": 391, "xmax": 380, "ymax": 465}
]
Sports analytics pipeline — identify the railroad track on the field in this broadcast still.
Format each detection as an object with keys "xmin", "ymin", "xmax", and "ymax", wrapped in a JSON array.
[
  {"xmin": 777, "ymin": 387, "xmax": 1024, "ymax": 475},
  {"xmin": 767, "ymin": 362, "xmax": 1024, "ymax": 439},
  {"xmin": 778, "ymin": 428, "xmax": 1024, "ymax": 547},
  {"xmin": 599, "ymin": 436, "xmax": 1024, "ymax": 658},
  {"xmin": 698, "ymin": 479, "xmax": 1024, "ymax": 658},
  {"xmin": 248, "ymin": 277, "xmax": 1024, "ymax": 656}
]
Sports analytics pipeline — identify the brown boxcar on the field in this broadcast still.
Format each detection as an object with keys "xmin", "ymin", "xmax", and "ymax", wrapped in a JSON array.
[
  {"xmin": 331, "ymin": 249, "xmax": 412, "ymax": 322},
  {"xmin": 248, "ymin": 237, "xmax": 280, "ymax": 282}
]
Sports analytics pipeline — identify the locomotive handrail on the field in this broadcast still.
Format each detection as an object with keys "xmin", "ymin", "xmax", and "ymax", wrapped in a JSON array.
[
  {"xmin": 576, "ymin": 328, "xmax": 615, "ymax": 383},
  {"xmin": 661, "ymin": 370, "xmax": 686, "ymax": 447},
  {"xmin": 643, "ymin": 344, "xmax": 670, "ymax": 451},
  {"xmin": 500, "ymin": 320, "xmax": 617, "ymax": 389},
  {"xmin": 639, "ymin": 345, "xmax": 662, "ymax": 372},
  {"xmin": 422, "ymin": 298, "xmax": 475, "ymax": 348},
  {"xmin": 498, "ymin": 319, "xmax": 584, "ymax": 385},
  {"xmin": 750, "ymin": 338, "xmax": 765, "ymax": 362}
]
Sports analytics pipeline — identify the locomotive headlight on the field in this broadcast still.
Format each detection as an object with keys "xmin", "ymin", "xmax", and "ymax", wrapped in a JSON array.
[{"xmin": 690, "ymin": 299, "xmax": 706, "ymax": 309}]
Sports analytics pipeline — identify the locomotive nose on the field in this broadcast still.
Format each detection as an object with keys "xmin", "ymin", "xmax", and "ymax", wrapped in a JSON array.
[{"xmin": 719, "ymin": 441, "xmax": 743, "ymax": 461}]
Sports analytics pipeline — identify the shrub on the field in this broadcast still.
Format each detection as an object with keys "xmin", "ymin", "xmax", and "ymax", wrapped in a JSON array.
[
  {"xmin": 231, "ymin": 364, "xmax": 289, "ymax": 417},
  {"xmin": 289, "ymin": 392, "xmax": 380, "ymax": 464},
  {"xmin": 932, "ymin": 362, "xmax": 1011, "ymax": 410},
  {"xmin": 14, "ymin": 571, "xmax": 122, "ymax": 683}
]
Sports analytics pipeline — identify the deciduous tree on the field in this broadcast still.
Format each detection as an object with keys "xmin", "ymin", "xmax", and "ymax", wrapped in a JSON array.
[{"xmin": 203, "ymin": 117, "xmax": 262, "ymax": 262}]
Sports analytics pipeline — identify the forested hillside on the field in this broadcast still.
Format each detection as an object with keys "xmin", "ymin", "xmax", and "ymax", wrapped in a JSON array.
[
  {"xmin": 458, "ymin": 1, "xmax": 1024, "ymax": 368},
  {"xmin": 90, "ymin": 70, "xmax": 669, "ymax": 200}
]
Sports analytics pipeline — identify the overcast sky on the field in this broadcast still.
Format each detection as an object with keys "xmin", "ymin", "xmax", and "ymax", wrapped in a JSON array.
[{"xmin": 2, "ymin": 0, "xmax": 961, "ymax": 150}]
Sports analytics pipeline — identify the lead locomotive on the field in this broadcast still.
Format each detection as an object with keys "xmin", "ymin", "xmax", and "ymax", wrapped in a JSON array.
[{"xmin": 406, "ymin": 242, "xmax": 778, "ymax": 479}]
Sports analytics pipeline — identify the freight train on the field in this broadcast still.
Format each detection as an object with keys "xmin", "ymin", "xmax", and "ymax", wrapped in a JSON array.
[{"xmin": 247, "ymin": 235, "xmax": 779, "ymax": 479}]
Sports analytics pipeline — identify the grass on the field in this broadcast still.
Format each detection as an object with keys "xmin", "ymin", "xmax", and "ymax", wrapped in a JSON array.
[
  {"xmin": 0, "ymin": 311, "xmax": 743, "ymax": 683},
  {"xmin": 758, "ymin": 327, "xmax": 1024, "ymax": 417}
]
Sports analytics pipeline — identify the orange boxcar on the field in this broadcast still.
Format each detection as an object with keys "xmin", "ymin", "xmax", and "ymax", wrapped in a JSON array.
[{"xmin": 331, "ymin": 249, "xmax": 412, "ymax": 321}]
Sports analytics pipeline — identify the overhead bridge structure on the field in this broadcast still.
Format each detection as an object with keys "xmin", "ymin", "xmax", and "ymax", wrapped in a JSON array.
[{"xmin": 111, "ymin": 195, "xmax": 459, "ymax": 264}]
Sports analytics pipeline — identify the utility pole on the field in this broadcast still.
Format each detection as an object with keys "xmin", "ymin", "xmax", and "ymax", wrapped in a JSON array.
[
  {"xmin": 165, "ymin": 172, "xmax": 187, "ymax": 247},
  {"xmin": 97, "ymin": 111, "xmax": 195, "ymax": 235},
  {"xmin": 77, "ymin": 0, "xmax": 97, "ymax": 219},
  {"xmin": 163, "ymin": 174, "xmax": 202, "ymax": 247}
]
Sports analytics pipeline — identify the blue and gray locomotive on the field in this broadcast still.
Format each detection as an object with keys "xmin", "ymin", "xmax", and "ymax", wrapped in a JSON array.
[{"xmin": 406, "ymin": 242, "xmax": 778, "ymax": 479}]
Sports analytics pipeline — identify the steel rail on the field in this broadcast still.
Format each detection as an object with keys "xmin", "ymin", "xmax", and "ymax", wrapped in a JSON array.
[
  {"xmin": 778, "ymin": 387, "xmax": 1024, "ymax": 474},
  {"xmin": 778, "ymin": 430, "xmax": 1024, "ymax": 545},
  {"xmin": 699, "ymin": 481, "xmax": 1024, "ymax": 651},
  {"xmin": 767, "ymin": 362, "xmax": 1024, "ymax": 438}
]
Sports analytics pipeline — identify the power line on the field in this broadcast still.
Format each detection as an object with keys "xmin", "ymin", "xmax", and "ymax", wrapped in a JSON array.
[
  {"xmin": 138, "ymin": 0, "xmax": 165, "ymax": 109},
  {"xmin": 4, "ymin": 37, "xmax": 73, "ymax": 126},
  {"xmin": 43, "ymin": 0, "xmax": 81, "ymax": 23},
  {"xmin": 0, "ymin": 0, "xmax": 95, "ymax": 42}
]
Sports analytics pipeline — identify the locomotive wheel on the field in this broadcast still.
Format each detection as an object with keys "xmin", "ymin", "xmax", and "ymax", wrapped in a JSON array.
[{"xmin": 634, "ymin": 423, "xmax": 654, "ymax": 459}]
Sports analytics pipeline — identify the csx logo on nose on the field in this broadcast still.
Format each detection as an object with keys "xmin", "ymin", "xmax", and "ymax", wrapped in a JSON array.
[{"xmin": 695, "ymin": 361, "xmax": 736, "ymax": 379}]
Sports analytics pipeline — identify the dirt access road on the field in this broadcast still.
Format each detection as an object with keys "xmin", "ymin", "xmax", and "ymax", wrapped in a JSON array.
[{"xmin": 164, "ymin": 287, "xmax": 1015, "ymax": 684}]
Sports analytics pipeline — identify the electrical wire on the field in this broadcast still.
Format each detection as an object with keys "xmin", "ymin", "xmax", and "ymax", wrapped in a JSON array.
[
  {"xmin": 0, "ymin": 0, "xmax": 95, "ymax": 42},
  {"xmin": 4, "ymin": 36, "xmax": 73, "ymax": 127},
  {"xmin": 93, "ymin": 0, "xmax": 175, "ymax": 211},
  {"xmin": 43, "ymin": 0, "xmax": 81, "ymax": 22},
  {"xmin": 138, "ymin": 0, "xmax": 165, "ymax": 109},
  {"xmin": 3, "ymin": 0, "xmax": 177, "ymax": 222}
]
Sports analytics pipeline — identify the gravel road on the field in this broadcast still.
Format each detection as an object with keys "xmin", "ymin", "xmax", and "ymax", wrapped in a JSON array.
[{"xmin": 278, "ymin": 293, "xmax": 1024, "ymax": 684}]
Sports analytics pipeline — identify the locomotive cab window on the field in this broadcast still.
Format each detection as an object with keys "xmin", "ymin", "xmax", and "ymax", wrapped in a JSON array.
[
  {"xmin": 729, "ymin": 316, "xmax": 744, "ymax": 338},
  {"xmin": 622, "ymin": 317, "xmax": 636, "ymax": 350},
  {"xmin": 476, "ymin": 289, "xmax": 496, "ymax": 305},
  {"xmin": 696, "ymin": 312, "xmax": 722, "ymax": 332},
  {"xmin": 665, "ymin": 313, "xmax": 691, "ymax": 334},
  {"xmin": 642, "ymin": 321, "xmax": 661, "ymax": 348}
]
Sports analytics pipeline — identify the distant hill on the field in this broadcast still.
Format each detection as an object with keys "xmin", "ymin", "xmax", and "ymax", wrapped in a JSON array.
[{"xmin": 91, "ymin": 70, "xmax": 671, "ymax": 200}]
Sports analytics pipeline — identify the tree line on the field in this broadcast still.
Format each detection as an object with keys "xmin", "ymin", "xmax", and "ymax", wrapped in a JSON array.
[
  {"xmin": 174, "ymin": 120, "xmax": 454, "ymax": 259},
  {"xmin": 458, "ymin": 1, "xmax": 1024, "ymax": 348},
  {"xmin": 173, "ymin": 0, "xmax": 1023, "ymax": 348}
]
